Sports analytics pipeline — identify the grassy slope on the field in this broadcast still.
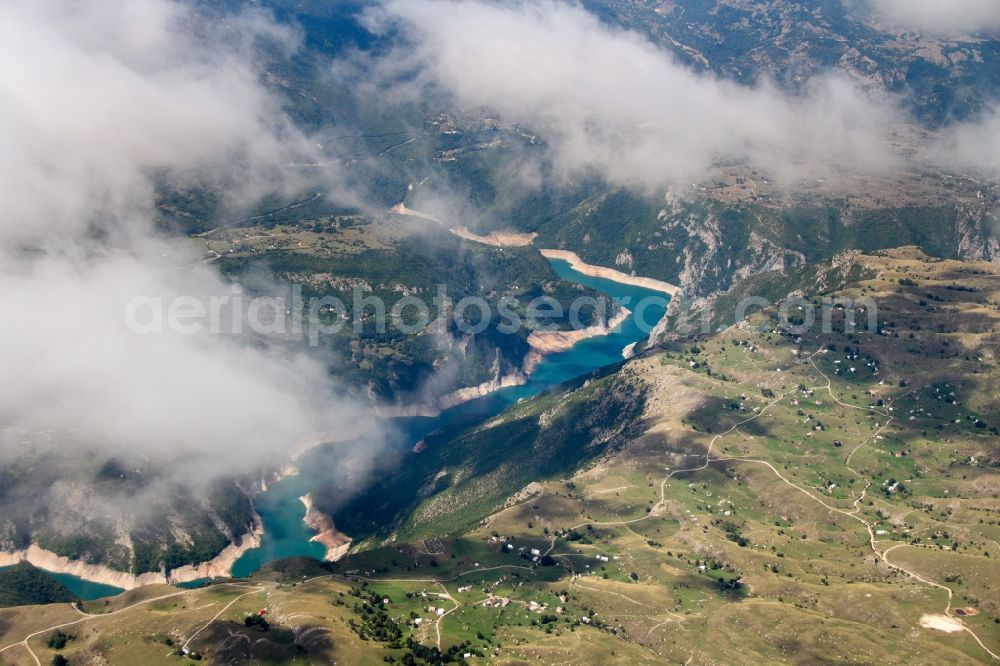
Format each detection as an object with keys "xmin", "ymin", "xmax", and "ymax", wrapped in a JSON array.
[
  {"xmin": 331, "ymin": 247, "xmax": 1000, "ymax": 664},
  {"xmin": 329, "ymin": 367, "xmax": 647, "ymax": 544},
  {"xmin": 2, "ymin": 247, "xmax": 998, "ymax": 664}
]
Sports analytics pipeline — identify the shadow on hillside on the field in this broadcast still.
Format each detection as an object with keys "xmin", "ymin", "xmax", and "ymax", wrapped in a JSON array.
[{"xmin": 188, "ymin": 620, "xmax": 332, "ymax": 664}]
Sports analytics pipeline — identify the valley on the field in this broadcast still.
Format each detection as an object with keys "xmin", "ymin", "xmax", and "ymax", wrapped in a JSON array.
[
  {"xmin": 3, "ymin": 0, "xmax": 1000, "ymax": 664},
  {"xmin": 2, "ymin": 248, "xmax": 998, "ymax": 664}
]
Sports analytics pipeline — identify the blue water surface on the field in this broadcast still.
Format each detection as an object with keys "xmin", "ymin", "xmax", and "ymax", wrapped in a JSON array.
[{"xmin": 231, "ymin": 258, "xmax": 670, "ymax": 576}]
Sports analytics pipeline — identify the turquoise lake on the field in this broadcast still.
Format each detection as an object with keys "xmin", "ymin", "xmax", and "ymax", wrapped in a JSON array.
[
  {"xmin": 231, "ymin": 258, "xmax": 671, "ymax": 577},
  {"xmin": 47, "ymin": 572, "xmax": 124, "ymax": 600},
  {"xmin": 230, "ymin": 475, "xmax": 327, "ymax": 578},
  {"xmin": 2, "ymin": 261, "xmax": 670, "ymax": 595},
  {"xmin": 0, "ymin": 565, "xmax": 125, "ymax": 601}
]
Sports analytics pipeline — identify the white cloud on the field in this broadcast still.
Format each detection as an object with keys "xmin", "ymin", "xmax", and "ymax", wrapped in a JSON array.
[
  {"xmin": 0, "ymin": 0, "xmax": 378, "ymax": 480},
  {"xmin": 935, "ymin": 105, "xmax": 1000, "ymax": 174},
  {"xmin": 0, "ymin": 0, "xmax": 316, "ymax": 245},
  {"xmin": 372, "ymin": 0, "xmax": 903, "ymax": 190},
  {"xmin": 869, "ymin": 0, "xmax": 1000, "ymax": 36},
  {"xmin": 0, "ymin": 252, "xmax": 367, "ymax": 478}
]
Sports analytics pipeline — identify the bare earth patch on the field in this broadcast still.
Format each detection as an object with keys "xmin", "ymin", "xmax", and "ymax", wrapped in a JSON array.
[{"xmin": 919, "ymin": 614, "xmax": 964, "ymax": 633}]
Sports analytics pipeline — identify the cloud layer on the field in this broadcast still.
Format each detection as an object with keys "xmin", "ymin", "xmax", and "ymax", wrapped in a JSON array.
[
  {"xmin": 3, "ymin": 0, "xmax": 998, "ymax": 486},
  {"xmin": 372, "ymin": 0, "xmax": 904, "ymax": 190},
  {"xmin": 0, "ymin": 0, "xmax": 375, "ymax": 480},
  {"xmin": 936, "ymin": 105, "xmax": 1000, "ymax": 175},
  {"xmin": 869, "ymin": 0, "xmax": 1000, "ymax": 35}
]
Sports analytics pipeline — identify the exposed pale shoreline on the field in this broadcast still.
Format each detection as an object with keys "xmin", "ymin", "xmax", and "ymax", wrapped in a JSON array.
[
  {"xmin": 539, "ymin": 249, "xmax": 680, "ymax": 296},
  {"xmin": 389, "ymin": 202, "xmax": 443, "ymax": 224},
  {"xmin": 438, "ymin": 372, "xmax": 528, "ymax": 410},
  {"xmin": 377, "ymin": 371, "xmax": 529, "ymax": 419},
  {"xmin": 376, "ymin": 316, "xmax": 632, "ymax": 416},
  {"xmin": 450, "ymin": 226, "xmax": 537, "ymax": 247},
  {"xmin": 390, "ymin": 203, "xmax": 538, "ymax": 248},
  {"xmin": 387, "ymin": 209, "xmax": 679, "ymax": 295},
  {"xmin": 375, "ymin": 246, "xmax": 674, "ymax": 413},
  {"xmin": 300, "ymin": 493, "xmax": 352, "ymax": 562},
  {"xmin": 0, "ymin": 516, "xmax": 264, "ymax": 591},
  {"xmin": 523, "ymin": 307, "xmax": 630, "ymax": 374},
  {"xmin": 0, "ymin": 245, "xmax": 675, "ymax": 593}
]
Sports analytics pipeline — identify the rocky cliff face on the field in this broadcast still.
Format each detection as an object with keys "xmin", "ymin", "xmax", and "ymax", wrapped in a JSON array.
[
  {"xmin": 541, "ymin": 186, "xmax": 1000, "ymax": 348},
  {"xmin": 299, "ymin": 493, "xmax": 351, "ymax": 562},
  {"xmin": 0, "ymin": 516, "xmax": 263, "ymax": 590},
  {"xmin": 0, "ymin": 435, "xmax": 261, "ymax": 580}
]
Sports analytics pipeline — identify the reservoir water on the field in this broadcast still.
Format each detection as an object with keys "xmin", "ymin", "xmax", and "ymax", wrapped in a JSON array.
[
  {"xmin": 47, "ymin": 572, "xmax": 124, "ymax": 600},
  {"xmin": 231, "ymin": 258, "xmax": 671, "ymax": 577},
  {"xmin": 4, "ymin": 259, "xmax": 669, "ymax": 595},
  {"xmin": 230, "ymin": 475, "xmax": 327, "ymax": 578},
  {"xmin": 0, "ymin": 565, "xmax": 125, "ymax": 601}
]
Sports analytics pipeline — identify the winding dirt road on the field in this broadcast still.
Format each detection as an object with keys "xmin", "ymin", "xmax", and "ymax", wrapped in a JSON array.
[
  {"xmin": 0, "ymin": 583, "xmax": 264, "ymax": 665},
  {"xmin": 538, "ymin": 348, "xmax": 998, "ymax": 662}
]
